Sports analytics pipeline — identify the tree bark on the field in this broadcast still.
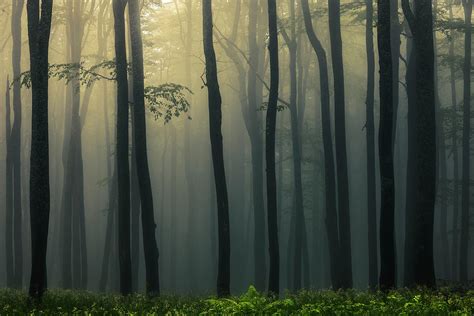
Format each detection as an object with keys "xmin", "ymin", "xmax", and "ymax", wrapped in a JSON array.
[
  {"xmin": 378, "ymin": 0, "xmax": 396, "ymax": 290},
  {"xmin": 202, "ymin": 0, "xmax": 231, "ymax": 297},
  {"xmin": 266, "ymin": 0, "xmax": 280, "ymax": 296},
  {"xmin": 328, "ymin": 0, "xmax": 352, "ymax": 288},
  {"xmin": 113, "ymin": 0, "xmax": 132, "ymax": 295},
  {"xmin": 26, "ymin": 0, "xmax": 53, "ymax": 299}
]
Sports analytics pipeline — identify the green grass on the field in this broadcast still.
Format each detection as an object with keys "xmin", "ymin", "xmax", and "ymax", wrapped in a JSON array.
[{"xmin": 1, "ymin": 286, "xmax": 473, "ymax": 315}]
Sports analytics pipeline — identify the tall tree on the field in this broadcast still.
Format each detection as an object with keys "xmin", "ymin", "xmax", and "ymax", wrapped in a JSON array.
[
  {"xmin": 328, "ymin": 0, "xmax": 352, "ymax": 288},
  {"xmin": 378, "ymin": 0, "xmax": 396, "ymax": 290},
  {"xmin": 247, "ymin": 0, "xmax": 267, "ymax": 291},
  {"xmin": 402, "ymin": 0, "xmax": 437, "ymax": 288},
  {"xmin": 26, "ymin": 0, "xmax": 53, "ymax": 299},
  {"xmin": 266, "ymin": 0, "xmax": 280, "ymax": 296},
  {"xmin": 128, "ymin": 0, "xmax": 161, "ymax": 296},
  {"xmin": 459, "ymin": 0, "xmax": 472, "ymax": 284},
  {"xmin": 202, "ymin": 0, "xmax": 231, "ymax": 297},
  {"xmin": 10, "ymin": 0, "xmax": 25, "ymax": 289},
  {"xmin": 300, "ymin": 0, "xmax": 341, "ymax": 289},
  {"xmin": 365, "ymin": 0, "xmax": 377, "ymax": 290},
  {"xmin": 5, "ymin": 76, "xmax": 13, "ymax": 287},
  {"xmin": 113, "ymin": 0, "xmax": 132, "ymax": 295}
]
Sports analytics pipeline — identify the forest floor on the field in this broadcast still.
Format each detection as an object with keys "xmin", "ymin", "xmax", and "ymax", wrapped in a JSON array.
[{"xmin": 0, "ymin": 285, "xmax": 473, "ymax": 315}]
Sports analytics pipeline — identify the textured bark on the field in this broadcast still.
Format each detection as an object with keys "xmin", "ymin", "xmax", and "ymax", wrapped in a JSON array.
[
  {"xmin": 202, "ymin": 0, "xmax": 231, "ymax": 297},
  {"xmin": 378, "ymin": 0, "xmax": 396, "ymax": 290},
  {"xmin": 300, "ymin": 0, "xmax": 341, "ymax": 289},
  {"xmin": 113, "ymin": 0, "xmax": 132, "ymax": 295},
  {"xmin": 266, "ymin": 0, "xmax": 280, "ymax": 296},
  {"xmin": 26, "ymin": 0, "xmax": 53, "ymax": 299},
  {"xmin": 459, "ymin": 0, "xmax": 472, "ymax": 284},
  {"xmin": 328, "ymin": 0, "xmax": 352, "ymax": 288},
  {"xmin": 402, "ymin": 0, "xmax": 437, "ymax": 288},
  {"xmin": 365, "ymin": 0, "xmax": 377, "ymax": 290}
]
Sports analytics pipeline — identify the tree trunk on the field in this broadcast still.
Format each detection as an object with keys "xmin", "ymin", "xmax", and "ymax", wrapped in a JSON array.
[
  {"xmin": 202, "ymin": 0, "xmax": 231, "ymax": 297},
  {"xmin": 266, "ymin": 0, "xmax": 280, "ymax": 296},
  {"xmin": 365, "ymin": 0, "xmax": 378, "ymax": 290},
  {"xmin": 402, "ymin": 0, "xmax": 437, "ymax": 288},
  {"xmin": 378, "ymin": 0, "xmax": 396, "ymax": 290},
  {"xmin": 459, "ymin": 0, "xmax": 472, "ymax": 284},
  {"xmin": 5, "ymin": 77, "xmax": 13, "ymax": 288},
  {"xmin": 26, "ymin": 0, "xmax": 53, "ymax": 299},
  {"xmin": 300, "ymin": 0, "xmax": 341, "ymax": 289},
  {"xmin": 328, "ymin": 0, "xmax": 352, "ymax": 288},
  {"xmin": 10, "ymin": 0, "xmax": 24, "ymax": 289},
  {"xmin": 113, "ymin": 0, "xmax": 132, "ymax": 295}
]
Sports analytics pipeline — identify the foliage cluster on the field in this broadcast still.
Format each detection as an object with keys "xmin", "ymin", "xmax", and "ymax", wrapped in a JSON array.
[{"xmin": 1, "ymin": 286, "xmax": 473, "ymax": 315}]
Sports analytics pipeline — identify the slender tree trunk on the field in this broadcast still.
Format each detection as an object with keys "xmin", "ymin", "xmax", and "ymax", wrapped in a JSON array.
[
  {"xmin": 365, "ymin": 0, "xmax": 377, "ymax": 290},
  {"xmin": 459, "ymin": 0, "xmax": 472, "ymax": 284},
  {"xmin": 300, "ymin": 0, "xmax": 341, "ymax": 289},
  {"xmin": 26, "ymin": 0, "xmax": 53, "ymax": 299},
  {"xmin": 328, "ymin": 0, "xmax": 352, "ymax": 288},
  {"xmin": 202, "ymin": 0, "xmax": 231, "ymax": 297},
  {"xmin": 113, "ymin": 0, "xmax": 132, "ymax": 295},
  {"xmin": 247, "ymin": 0, "xmax": 266, "ymax": 291},
  {"xmin": 5, "ymin": 77, "xmax": 13, "ymax": 287},
  {"xmin": 378, "ymin": 0, "xmax": 396, "ymax": 290},
  {"xmin": 11, "ymin": 0, "xmax": 24, "ymax": 288},
  {"xmin": 266, "ymin": 0, "xmax": 280, "ymax": 296},
  {"xmin": 448, "ymin": 0, "xmax": 459, "ymax": 281},
  {"xmin": 402, "ymin": 0, "xmax": 437, "ymax": 288}
]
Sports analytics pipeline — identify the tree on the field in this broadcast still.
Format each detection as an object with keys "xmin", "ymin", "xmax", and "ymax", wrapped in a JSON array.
[
  {"xmin": 26, "ymin": 0, "xmax": 53, "ymax": 299},
  {"xmin": 266, "ymin": 0, "xmax": 280, "ymax": 296},
  {"xmin": 328, "ymin": 0, "xmax": 352, "ymax": 289},
  {"xmin": 300, "ymin": 0, "xmax": 340, "ymax": 289},
  {"xmin": 401, "ymin": 0, "xmax": 437, "ymax": 288},
  {"xmin": 113, "ymin": 0, "xmax": 132, "ymax": 296},
  {"xmin": 459, "ymin": 0, "xmax": 472, "ymax": 284},
  {"xmin": 378, "ymin": 0, "xmax": 396, "ymax": 290},
  {"xmin": 365, "ymin": 0, "xmax": 377, "ymax": 290},
  {"xmin": 128, "ymin": 0, "xmax": 161, "ymax": 295},
  {"xmin": 10, "ymin": 0, "xmax": 25, "ymax": 289},
  {"xmin": 202, "ymin": 0, "xmax": 231, "ymax": 297}
]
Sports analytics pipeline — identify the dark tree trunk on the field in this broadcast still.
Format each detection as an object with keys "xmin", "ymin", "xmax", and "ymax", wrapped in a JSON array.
[
  {"xmin": 448, "ymin": 0, "xmax": 460, "ymax": 281},
  {"xmin": 403, "ymin": 21, "xmax": 417, "ymax": 286},
  {"xmin": 378, "ymin": 0, "xmax": 396, "ymax": 290},
  {"xmin": 300, "ymin": 0, "xmax": 341, "ymax": 289},
  {"xmin": 459, "ymin": 0, "xmax": 472, "ymax": 284},
  {"xmin": 26, "ymin": 0, "xmax": 53, "ymax": 299},
  {"xmin": 10, "ymin": 0, "xmax": 24, "ymax": 289},
  {"xmin": 202, "ymin": 0, "xmax": 231, "ymax": 297},
  {"xmin": 113, "ymin": 0, "xmax": 132, "ymax": 296},
  {"xmin": 266, "ymin": 0, "xmax": 280, "ymax": 296},
  {"xmin": 365, "ymin": 0, "xmax": 378, "ymax": 290},
  {"xmin": 247, "ymin": 0, "xmax": 266, "ymax": 291},
  {"xmin": 5, "ymin": 77, "xmax": 13, "ymax": 288},
  {"xmin": 402, "ymin": 0, "xmax": 437, "ymax": 288},
  {"xmin": 328, "ymin": 0, "xmax": 352, "ymax": 289}
]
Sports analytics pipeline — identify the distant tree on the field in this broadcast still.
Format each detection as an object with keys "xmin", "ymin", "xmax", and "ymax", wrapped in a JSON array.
[
  {"xmin": 328, "ymin": 0, "xmax": 352, "ymax": 289},
  {"xmin": 128, "ymin": 0, "xmax": 161, "ymax": 296},
  {"xmin": 266, "ymin": 0, "xmax": 280, "ymax": 296},
  {"xmin": 26, "ymin": 0, "xmax": 53, "ymax": 299},
  {"xmin": 113, "ymin": 0, "xmax": 132, "ymax": 296},
  {"xmin": 365, "ymin": 0, "xmax": 377, "ymax": 290},
  {"xmin": 402, "ymin": 0, "xmax": 437, "ymax": 288},
  {"xmin": 459, "ymin": 0, "xmax": 472, "ymax": 284},
  {"xmin": 377, "ymin": 0, "xmax": 396, "ymax": 290},
  {"xmin": 300, "ymin": 0, "xmax": 341, "ymax": 289},
  {"xmin": 202, "ymin": 0, "xmax": 231, "ymax": 297}
]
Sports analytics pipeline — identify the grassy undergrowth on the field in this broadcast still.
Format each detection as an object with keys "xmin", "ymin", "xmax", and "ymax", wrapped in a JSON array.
[{"xmin": 1, "ymin": 286, "xmax": 473, "ymax": 315}]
